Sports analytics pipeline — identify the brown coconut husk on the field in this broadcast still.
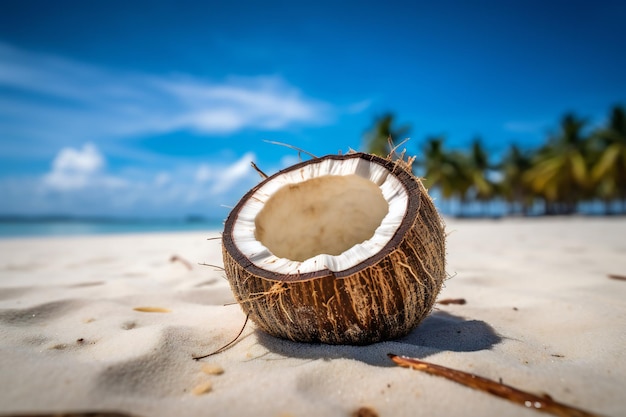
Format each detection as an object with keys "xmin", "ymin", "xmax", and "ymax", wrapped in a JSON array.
[{"xmin": 221, "ymin": 152, "xmax": 446, "ymax": 345}]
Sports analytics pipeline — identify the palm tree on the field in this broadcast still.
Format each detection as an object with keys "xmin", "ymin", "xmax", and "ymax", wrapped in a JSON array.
[
  {"xmin": 447, "ymin": 150, "xmax": 473, "ymax": 216},
  {"xmin": 420, "ymin": 136, "xmax": 448, "ymax": 190},
  {"xmin": 363, "ymin": 113, "xmax": 411, "ymax": 156},
  {"xmin": 523, "ymin": 113, "xmax": 591, "ymax": 214},
  {"xmin": 466, "ymin": 137, "xmax": 495, "ymax": 215},
  {"xmin": 590, "ymin": 105, "xmax": 626, "ymax": 213},
  {"xmin": 499, "ymin": 144, "xmax": 533, "ymax": 215},
  {"xmin": 420, "ymin": 136, "xmax": 471, "ymax": 216}
]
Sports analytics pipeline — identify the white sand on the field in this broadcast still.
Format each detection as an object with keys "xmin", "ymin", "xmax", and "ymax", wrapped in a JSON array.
[{"xmin": 0, "ymin": 217, "xmax": 625, "ymax": 417}]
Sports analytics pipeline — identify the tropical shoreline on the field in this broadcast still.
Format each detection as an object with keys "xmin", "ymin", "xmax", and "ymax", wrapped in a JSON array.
[{"xmin": 0, "ymin": 216, "xmax": 224, "ymax": 239}]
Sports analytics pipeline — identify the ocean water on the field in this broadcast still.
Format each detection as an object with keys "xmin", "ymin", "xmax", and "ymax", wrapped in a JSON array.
[
  {"xmin": 1, "ymin": 198, "xmax": 619, "ymax": 239},
  {"xmin": 0, "ymin": 218, "xmax": 224, "ymax": 238}
]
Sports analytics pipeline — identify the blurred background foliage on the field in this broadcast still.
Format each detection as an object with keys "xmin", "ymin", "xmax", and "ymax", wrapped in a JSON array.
[{"xmin": 364, "ymin": 105, "xmax": 626, "ymax": 216}]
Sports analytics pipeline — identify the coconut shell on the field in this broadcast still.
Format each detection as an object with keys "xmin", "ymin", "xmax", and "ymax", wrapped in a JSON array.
[{"xmin": 222, "ymin": 153, "xmax": 446, "ymax": 345}]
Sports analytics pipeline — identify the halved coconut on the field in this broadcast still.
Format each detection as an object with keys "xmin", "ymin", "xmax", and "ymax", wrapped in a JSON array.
[{"xmin": 222, "ymin": 152, "xmax": 446, "ymax": 345}]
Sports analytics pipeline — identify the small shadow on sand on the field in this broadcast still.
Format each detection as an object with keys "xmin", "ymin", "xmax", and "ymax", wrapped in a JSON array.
[
  {"xmin": 0, "ymin": 299, "xmax": 84, "ymax": 326},
  {"xmin": 256, "ymin": 311, "xmax": 502, "ymax": 367}
]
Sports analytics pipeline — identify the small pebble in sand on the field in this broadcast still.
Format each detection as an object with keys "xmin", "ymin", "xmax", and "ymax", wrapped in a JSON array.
[
  {"xmin": 201, "ymin": 363, "xmax": 224, "ymax": 375},
  {"xmin": 121, "ymin": 321, "xmax": 137, "ymax": 330},
  {"xmin": 352, "ymin": 406, "xmax": 378, "ymax": 417},
  {"xmin": 192, "ymin": 380, "xmax": 213, "ymax": 395},
  {"xmin": 49, "ymin": 343, "xmax": 68, "ymax": 350}
]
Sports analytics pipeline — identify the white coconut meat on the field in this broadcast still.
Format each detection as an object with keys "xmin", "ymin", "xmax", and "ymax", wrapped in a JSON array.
[{"xmin": 231, "ymin": 156, "xmax": 409, "ymax": 275}]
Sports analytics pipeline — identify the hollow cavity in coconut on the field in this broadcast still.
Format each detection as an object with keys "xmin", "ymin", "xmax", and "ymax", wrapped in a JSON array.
[{"xmin": 222, "ymin": 152, "xmax": 446, "ymax": 345}]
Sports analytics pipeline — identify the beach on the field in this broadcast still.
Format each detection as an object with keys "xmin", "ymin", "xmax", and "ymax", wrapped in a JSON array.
[{"xmin": 0, "ymin": 217, "xmax": 624, "ymax": 417}]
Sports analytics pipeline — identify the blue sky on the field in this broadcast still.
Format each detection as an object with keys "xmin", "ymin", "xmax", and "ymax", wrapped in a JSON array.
[{"xmin": 1, "ymin": 0, "xmax": 625, "ymax": 218}]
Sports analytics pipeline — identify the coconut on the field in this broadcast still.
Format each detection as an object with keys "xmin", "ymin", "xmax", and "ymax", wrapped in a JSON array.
[{"xmin": 222, "ymin": 152, "xmax": 446, "ymax": 345}]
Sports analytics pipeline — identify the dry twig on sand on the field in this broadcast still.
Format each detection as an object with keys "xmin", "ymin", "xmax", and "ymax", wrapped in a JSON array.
[
  {"xmin": 169, "ymin": 254, "xmax": 193, "ymax": 271},
  {"xmin": 607, "ymin": 274, "xmax": 626, "ymax": 281},
  {"xmin": 388, "ymin": 354, "xmax": 602, "ymax": 417},
  {"xmin": 437, "ymin": 298, "xmax": 466, "ymax": 305}
]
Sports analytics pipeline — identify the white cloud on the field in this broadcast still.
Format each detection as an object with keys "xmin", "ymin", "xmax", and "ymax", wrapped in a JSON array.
[
  {"xmin": 209, "ymin": 152, "xmax": 256, "ymax": 195},
  {"xmin": 52, "ymin": 143, "xmax": 104, "ymax": 174},
  {"xmin": 156, "ymin": 76, "xmax": 330, "ymax": 134},
  {"xmin": 0, "ymin": 42, "xmax": 364, "ymax": 217},
  {"xmin": 43, "ymin": 143, "xmax": 121, "ymax": 191},
  {"xmin": 28, "ymin": 143, "xmax": 258, "ymax": 216},
  {"xmin": 0, "ymin": 42, "xmax": 333, "ymax": 156}
]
